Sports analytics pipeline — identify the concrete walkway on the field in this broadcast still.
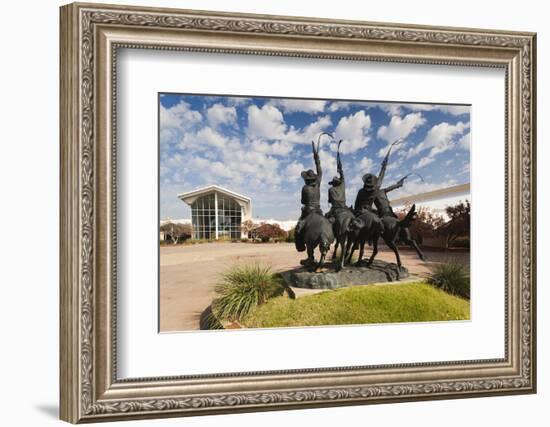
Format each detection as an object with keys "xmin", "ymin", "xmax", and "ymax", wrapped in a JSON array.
[{"xmin": 160, "ymin": 242, "xmax": 469, "ymax": 332}]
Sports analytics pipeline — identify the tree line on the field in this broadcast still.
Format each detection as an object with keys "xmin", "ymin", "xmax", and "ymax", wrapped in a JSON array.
[{"xmin": 159, "ymin": 199, "xmax": 469, "ymax": 248}]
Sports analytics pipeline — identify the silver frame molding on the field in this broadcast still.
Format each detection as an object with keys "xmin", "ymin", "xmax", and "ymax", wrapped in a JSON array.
[{"xmin": 60, "ymin": 2, "xmax": 537, "ymax": 423}]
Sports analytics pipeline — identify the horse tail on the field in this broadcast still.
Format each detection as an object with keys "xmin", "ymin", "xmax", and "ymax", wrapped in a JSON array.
[{"xmin": 319, "ymin": 236, "xmax": 332, "ymax": 254}]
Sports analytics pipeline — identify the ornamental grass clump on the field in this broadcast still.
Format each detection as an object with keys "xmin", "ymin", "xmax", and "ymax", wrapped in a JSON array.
[
  {"xmin": 425, "ymin": 260, "xmax": 470, "ymax": 299},
  {"xmin": 212, "ymin": 264, "xmax": 284, "ymax": 322}
]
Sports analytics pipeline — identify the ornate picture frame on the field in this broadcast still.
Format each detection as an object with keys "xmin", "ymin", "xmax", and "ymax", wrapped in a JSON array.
[{"xmin": 60, "ymin": 2, "xmax": 536, "ymax": 423}]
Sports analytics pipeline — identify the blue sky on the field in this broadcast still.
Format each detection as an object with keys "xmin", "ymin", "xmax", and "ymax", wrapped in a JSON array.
[{"xmin": 159, "ymin": 94, "xmax": 470, "ymax": 220}]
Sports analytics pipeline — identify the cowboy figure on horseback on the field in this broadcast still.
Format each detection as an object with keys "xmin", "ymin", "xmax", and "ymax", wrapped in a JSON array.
[
  {"xmin": 295, "ymin": 134, "xmax": 325, "ymax": 256},
  {"xmin": 352, "ymin": 139, "xmax": 426, "ymax": 266},
  {"xmin": 294, "ymin": 133, "xmax": 335, "ymax": 270},
  {"xmin": 324, "ymin": 140, "xmax": 356, "ymax": 270},
  {"xmin": 325, "ymin": 140, "xmax": 347, "ymax": 221},
  {"xmin": 355, "ymin": 173, "xmax": 406, "ymax": 218},
  {"xmin": 296, "ymin": 140, "xmax": 323, "ymax": 232},
  {"xmin": 354, "ymin": 139, "xmax": 405, "ymax": 217}
]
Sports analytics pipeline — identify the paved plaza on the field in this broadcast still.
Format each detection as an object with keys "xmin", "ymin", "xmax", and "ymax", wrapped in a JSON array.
[{"xmin": 160, "ymin": 242, "xmax": 469, "ymax": 332}]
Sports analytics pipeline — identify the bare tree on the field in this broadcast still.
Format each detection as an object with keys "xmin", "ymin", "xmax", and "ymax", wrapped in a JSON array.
[
  {"xmin": 160, "ymin": 222, "xmax": 192, "ymax": 244},
  {"xmin": 241, "ymin": 219, "xmax": 256, "ymax": 238}
]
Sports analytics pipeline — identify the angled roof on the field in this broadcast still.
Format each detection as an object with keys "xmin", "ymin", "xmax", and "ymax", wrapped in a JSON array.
[
  {"xmin": 390, "ymin": 183, "xmax": 470, "ymax": 205},
  {"xmin": 177, "ymin": 185, "xmax": 251, "ymax": 204}
]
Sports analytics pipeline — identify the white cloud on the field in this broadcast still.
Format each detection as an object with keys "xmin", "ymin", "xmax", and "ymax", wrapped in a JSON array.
[
  {"xmin": 404, "ymin": 120, "xmax": 470, "ymax": 173},
  {"xmin": 327, "ymin": 101, "xmax": 372, "ymax": 112},
  {"xmin": 179, "ymin": 140, "xmax": 283, "ymax": 190},
  {"xmin": 377, "ymin": 103, "xmax": 470, "ymax": 117},
  {"xmin": 180, "ymin": 127, "xmax": 239, "ymax": 151},
  {"xmin": 249, "ymin": 139, "xmax": 293, "ymax": 156},
  {"xmin": 357, "ymin": 156, "xmax": 374, "ymax": 172},
  {"xmin": 206, "ymin": 103, "xmax": 237, "ymax": 128},
  {"xmin": 407, "ymin": 121, "xmax": 470, "ymax": 159},
  {"xmin": 459, "ymin": 132, "xmax": 471, "ymax": 150},
  {"xmin": 160, "ymin": 101, "xmax": 202, "ymax": 129},
  {"xmin": 377, "ymin": 103, "xmax": 403, "ymax": 116},
  {"xmin": 159, "ymin": 101, "xmax": 204, "ymax": 151},
  {"xmin": 328, "ymin": 101, "xmax": 352, "ymax": 112},
  {"xmin": 406, "ymin": 104, "xmax": 470, "ymax": 116},
  {"xmin": 270, "ymin": 99, "xmax": 327, "ymax": 114},
  {"xmin": 377, "ymin": 112, "xmax": 426, "ymax": 148},
  {"xmin": 226, "ymin": 97, "xmax": 251, "ymax": 107},
  {"xmin": 290, "ymin": 115, "xmax": 332, "ymax": 144},
  {"xmin": 246, "ymin": 106, "xmax": 332, "ymax": 146},
  {"xmin": 334, "ymin": 110, "xmax": 372, "ymax": 154},
  {"xmin": 284, "ymin": 161, "xmax": 306, "ymax": 182},
  {"xmin": 246, "ymin": 104, "xmax": 287, "ymax": 140},
  {"xmin": 414, "ymin": 156, "xmax": 436, "ymax": 169},
  {"xmin": 318, "ymin": 148, "xmax": 338, "ymax": 179}
]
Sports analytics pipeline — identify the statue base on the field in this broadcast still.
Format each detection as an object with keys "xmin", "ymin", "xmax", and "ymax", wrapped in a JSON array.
[{"xmin": 281, "ymin": 259, "xmax": 409, "ymax": 290}]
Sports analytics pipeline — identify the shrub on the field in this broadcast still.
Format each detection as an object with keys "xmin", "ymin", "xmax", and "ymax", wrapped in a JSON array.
[
  {"xmin": 451, "ymin": 237, "xmax": 470, "ymax": 249},
  {"xmin": 212, "ymin": 264, "xmax": 284, "ymax": 322},
  {"xmin": 425, "ymin": 260, "xmax": 470, "ymax": 299},
  {"xmin": 254, "ymin": 223, "xmax": 288, "ymax": 242}
]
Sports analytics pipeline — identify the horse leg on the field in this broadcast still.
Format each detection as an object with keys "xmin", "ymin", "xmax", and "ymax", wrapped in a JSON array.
[
  {"xmin": 406, "ymin": 237, "xmax": 425, "ymax": 261},
  {"xmin": 331, "ymin": 239, "xmax": 339, "ymax": 260},
  {"xmin": 337, "ymin": 236, "xmax": 346, "ymax": 271},
  {"xmin": 354, "ymin": 241, "xmax": 365, "ymax": 266},
  {"xmin": 305, "ymin": 244, "xmax": 316, "ymax": 271},
  {"xmin": 367, "ymin": 237, "xmax": 378, "ymax": 266},
  {"xmin": 386, "ymin": 240, "xmax": 402, "ymax": 268},
  {"xmin": 340, "ymin": 234, "xmax": 347, "ymax": 270},
  {"xmin": 316, "ymin": 241, "xmax": 330, "ymax": 272},
  {"xmin": 346, "ymin": 239, "xmax": 358, "ymax": 265},
  {"xmin": 401, "ymin": 229, "xmax": 425, "ymax": 261}
]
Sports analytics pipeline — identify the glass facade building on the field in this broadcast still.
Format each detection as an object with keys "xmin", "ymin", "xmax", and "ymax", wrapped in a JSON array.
[{"xmin": 179, "ymin": 186, "xmax": 251, "ymax": 240}]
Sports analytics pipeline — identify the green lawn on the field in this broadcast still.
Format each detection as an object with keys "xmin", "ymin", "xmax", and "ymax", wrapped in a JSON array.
[{"xmin": 242, "ymin": 282, "xmax": 470, "ymax": 328}]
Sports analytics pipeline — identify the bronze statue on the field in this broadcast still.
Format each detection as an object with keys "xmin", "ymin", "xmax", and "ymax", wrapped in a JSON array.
[
  {"xmin": 326, "ymin": 140, "xmax": 346, "ymax": 218},
  {"xmin": 295, "ymin": 137, "xmax": 323, "ymax": 239},
  {"xmin": 295, "ymin": 133, "xmax": 335, "ymax": 271},
  {"xmin": 325, "ymin": 140, "xmax": 355, "ymax": 271},
  {"xmin": 292, "ymin": 134, "xmax": 426, "ymax": 273},
  {"xmin": 354, "ymin": 139, "xmax": 405, "ymax": 216},
  {"xmin": 352, "ymin": 139, "xmax": 425, "ymax": 266}
]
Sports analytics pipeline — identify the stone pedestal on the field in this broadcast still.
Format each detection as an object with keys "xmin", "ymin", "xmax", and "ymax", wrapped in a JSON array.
[{"xmin": 281, "ymin": 260, "xmax": 409, "ymax": 290}]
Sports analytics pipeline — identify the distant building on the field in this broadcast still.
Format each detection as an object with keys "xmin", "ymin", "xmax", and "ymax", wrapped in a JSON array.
[
  {"xmin": 170, "ymin": 183, "xmax": 470, "ymax": 242},
  {"xmin": 178, "ymin": 185, "xmax": 251, "ymax": 240}
]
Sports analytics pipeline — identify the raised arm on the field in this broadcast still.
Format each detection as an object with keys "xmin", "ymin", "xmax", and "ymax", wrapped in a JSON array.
[
  {"xmin": 378, "ymin": 138, "xmax": 404, "ymax": 188},
  {"xmin": 382, "ymin": 177, "xmax": 405, "ymax": 193},
  {"xmin": 336, "ymin": 140, "xmax": 344, "ymax": 182},
  {"xmin": 312, "ymin": 141, "xmax": 322, "ymax": 182},
  {"xmin": 377, "ymin": 150, "xmax": 389, "ymax": 188}
]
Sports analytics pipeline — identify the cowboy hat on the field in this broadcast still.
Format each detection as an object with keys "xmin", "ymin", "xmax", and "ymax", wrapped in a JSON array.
[
  {"xmin": 362, "ymin": 173, "xmax": 377, "ymax": 188},
  {"xmin": 329, "ymin": 175, "xmax": 342, "ymax": 186},
  {"xmin": 301, "ymin": 169, "xmax": 318, "ymax": 181}
]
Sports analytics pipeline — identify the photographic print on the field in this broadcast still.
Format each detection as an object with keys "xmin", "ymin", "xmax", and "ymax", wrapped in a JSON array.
[
  {"xmin": 159, "ymin": 94, "xmax": 471, "ymax": 332},
  {"xmin": 60, "ymin": 5, "xmax": 536, "ymax": 420}
]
